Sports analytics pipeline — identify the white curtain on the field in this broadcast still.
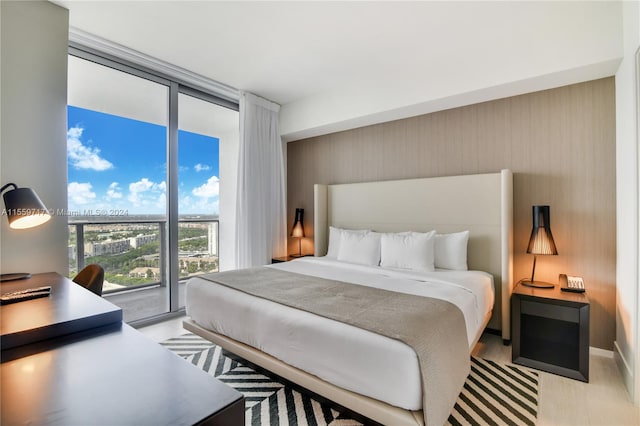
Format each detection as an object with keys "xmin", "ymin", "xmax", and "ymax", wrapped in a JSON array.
[{"xmin": 235, "ymin": 92, "xmax": 287, "ymax": 268}]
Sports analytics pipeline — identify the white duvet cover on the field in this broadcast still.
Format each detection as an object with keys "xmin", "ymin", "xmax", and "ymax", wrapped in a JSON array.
[{"xmin": 185, "ymin": 257, "xmax": 494, "ymax": 411}]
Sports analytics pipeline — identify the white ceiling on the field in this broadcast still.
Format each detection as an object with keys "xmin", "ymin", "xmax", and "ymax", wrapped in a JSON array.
[
  {"xmin": 68, "ymin": 55, "xmax": 239, "ymax": 137},
  {"xmin": 52, "ymin": 1, "xmax": 623, "ymax": 141}
]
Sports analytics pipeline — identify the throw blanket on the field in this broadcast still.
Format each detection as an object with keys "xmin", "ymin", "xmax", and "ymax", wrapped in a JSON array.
[{"xmin": 199, "ymin": 267, "xmax": 469, "ymax": 426}]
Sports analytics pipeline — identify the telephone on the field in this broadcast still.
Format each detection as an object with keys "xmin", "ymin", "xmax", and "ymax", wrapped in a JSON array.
[{"xmin": 559, "ymin": 274, "xmax": 585, "ymax": 293}]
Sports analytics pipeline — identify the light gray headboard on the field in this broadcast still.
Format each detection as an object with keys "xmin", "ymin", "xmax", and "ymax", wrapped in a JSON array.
[{"xmin": 314, "ymin": 169, "xmax": 513, "ymax": 340}]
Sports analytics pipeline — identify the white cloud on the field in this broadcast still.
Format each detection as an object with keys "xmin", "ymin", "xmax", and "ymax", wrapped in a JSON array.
[
  {"xmin": 194, "ymin": 163, "xmax": 210, "ymax": 172},
  {"xmin": 179, "ymin": 194, "xmax": 219, "ymax": 215},
  {"xmin": 128, "ymin": 178, "xmax": 166, "ymax": 205},
  {"xmin": 67, "ymin": 125, "xmax": 114, "ymax": 171},
  {"xmin": 68, "ymin": 182, "xmax": 96, "ymax": 205},
  {"xmin": 106, "ymin": 182, "xmax": 123, "ymax": 200},
  {"xmin": 130, "ymin": 178, "xmax": 154, "ymax": 194},
  {"xmin": 156, "ymin": 193, "xmax": 166, "ymax": 209},
  {"xmin": 192, "ymin": 176, "xmax": 219, "ymax": 198}
]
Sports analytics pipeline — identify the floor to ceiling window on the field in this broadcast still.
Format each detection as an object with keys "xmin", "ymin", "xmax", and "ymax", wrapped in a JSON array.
[
  {"xmin": 176, "ymin": 92, "xmax": 239, "ymax": 308},
  {"xmin": 67, "ymin": 47, "xmax": 238, "ymax": 324}
]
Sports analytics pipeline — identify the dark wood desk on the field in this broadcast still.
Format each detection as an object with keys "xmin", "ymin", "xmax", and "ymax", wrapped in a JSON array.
[
  {"xmin": 1, "ymin": 273, "xmax": 244, "ymax": 425},
  {"xmin": 2, "ymin": 324, "xmax": 244, "ymax": 425},
  {"xmin": 1, "ymin": 272, "xmax": 122, "ymax": 350}
]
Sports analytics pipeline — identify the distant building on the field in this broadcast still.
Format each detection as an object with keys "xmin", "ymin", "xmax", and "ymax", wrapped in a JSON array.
[
  {"xmin": 68, "ymin": 245, "xmax": 76, "ymax": 260},
  {"xmin": 85, "ymin": 238, "xmax": 131, "ymax": 256},
  {"xmin": 130, "ymin": 233, "xmax": 157, "ymax": 248}
]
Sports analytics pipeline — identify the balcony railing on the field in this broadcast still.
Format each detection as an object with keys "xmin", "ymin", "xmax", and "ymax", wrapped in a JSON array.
[{"xmin": 68, "ymin": 216, "xmax": 219, "ymax": 300}]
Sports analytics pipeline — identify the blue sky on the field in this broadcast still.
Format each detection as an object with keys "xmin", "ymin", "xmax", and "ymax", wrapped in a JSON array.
[{"xmin": 67, "ymin": 106, "xmax": 219, "ymax": 215}]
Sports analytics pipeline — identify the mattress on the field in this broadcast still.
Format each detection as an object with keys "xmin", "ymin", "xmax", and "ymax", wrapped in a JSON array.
[{"xmin": 185, "ymin": 257, "xmax": 494, "ymax": 411}]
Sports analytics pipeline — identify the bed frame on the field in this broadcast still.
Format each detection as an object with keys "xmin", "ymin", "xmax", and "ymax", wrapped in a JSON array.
[{"xmin": 184, "ymin": 169, "xmax": 513, "ymax": 426}]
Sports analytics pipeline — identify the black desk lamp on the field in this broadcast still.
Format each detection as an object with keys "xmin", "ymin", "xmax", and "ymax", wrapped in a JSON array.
[
  {"xmin": 521, "ymin": 205, "xmax": 558, "ymax": 288},
  {"xmin": 1, "ymin": 183, "xmax": 51, "ymax": 281}
]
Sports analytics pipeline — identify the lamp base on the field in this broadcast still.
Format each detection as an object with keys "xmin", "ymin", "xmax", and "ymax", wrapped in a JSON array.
[
  {"xmin": 520, "ymin": 280, "xmax": 555, "ymax": 289},
  {"xmin": 0, "ymin": 273, "xmax": 31, "ymax": 282}
]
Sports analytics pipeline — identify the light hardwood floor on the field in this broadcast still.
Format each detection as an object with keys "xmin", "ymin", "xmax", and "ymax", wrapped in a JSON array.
[{"xmin": 139, "ymin": 316, "xmax": 640, "ymax": 425}]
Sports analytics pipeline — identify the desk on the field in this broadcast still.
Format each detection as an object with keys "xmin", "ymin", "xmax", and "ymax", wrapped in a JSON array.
[
  {"xmin": 1, "ymin": 273, "xmax": 122, "ymax": 350},
  {"xmin": 1, "ymin": 273, "xmax": 244, "ymax": 425},
  {"xmin": 2, "ymin": 324, "xmax": 244, "ymax": 425}
]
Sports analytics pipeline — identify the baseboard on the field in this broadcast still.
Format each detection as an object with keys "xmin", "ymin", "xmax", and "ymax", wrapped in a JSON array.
[
  {"xmin": 589, "ymin": 346, "xmax": 614, "ymax": 358},
  {"xmin": 614, "ymin": 341, "xmax": 635, "ymax": 402}
]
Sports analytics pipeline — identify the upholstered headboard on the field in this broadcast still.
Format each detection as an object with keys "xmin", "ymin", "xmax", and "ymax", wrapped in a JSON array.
[{"xmin": 314, "ymin": 169, "xmax": 513, "ymax": 340}]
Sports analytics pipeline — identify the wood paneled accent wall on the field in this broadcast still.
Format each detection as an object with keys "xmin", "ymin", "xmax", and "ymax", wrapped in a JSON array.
[{"xmin": 286, "ymin": 77, "xmax": 616, "ymax": 350}]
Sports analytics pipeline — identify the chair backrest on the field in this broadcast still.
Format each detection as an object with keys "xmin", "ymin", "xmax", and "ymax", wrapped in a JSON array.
[{"xmin": 73, "ymin": 264, "xmax": 104, "ymax": 296}]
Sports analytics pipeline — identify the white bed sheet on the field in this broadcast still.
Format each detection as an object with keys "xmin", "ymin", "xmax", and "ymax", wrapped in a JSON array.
[{"xmin": 185, "ymin": 257, "xmax": 494, "ymax": 411}]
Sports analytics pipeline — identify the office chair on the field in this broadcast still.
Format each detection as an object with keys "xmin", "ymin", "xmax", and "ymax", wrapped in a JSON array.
[{"xmin": 73, "ymin": 264, "xmax": 104, "ymax": 296}]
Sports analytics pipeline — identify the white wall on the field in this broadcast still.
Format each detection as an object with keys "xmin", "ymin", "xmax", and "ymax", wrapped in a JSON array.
[
  {"xmin": 0, "ymin": 1, "xmax": 69, "ymax": 276},
  {"xmin": 280, "ymin": 1, "xmax": 622, "ymax": 142},
  {"xmin": 615, "ymin": 0, "xmax": 640, "ymax": 405}
]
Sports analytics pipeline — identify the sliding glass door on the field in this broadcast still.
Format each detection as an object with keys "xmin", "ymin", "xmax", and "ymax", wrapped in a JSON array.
[
  {"xmin": 67, "ymin": 48, "xmax": 238, "ymax": 324},
  {"xmin": 175, "ymin": 92, "xmax": 238, "ymax": 308}
]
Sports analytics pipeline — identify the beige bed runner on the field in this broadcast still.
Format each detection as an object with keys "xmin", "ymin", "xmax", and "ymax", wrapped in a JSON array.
[{"xmin": 199, "ymin": 267, "xmax": 469, "ymax": 426}]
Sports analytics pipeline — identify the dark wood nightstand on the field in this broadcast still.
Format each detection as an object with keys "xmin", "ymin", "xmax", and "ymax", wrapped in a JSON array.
[
  {"xmin": 511, "ymin": 281, "xmax": 590, "ymax": 382},
  {"xmin": 271, "ymin": 255, "xmax": 302, "ymax": 263},
  {"xmin": 272, "ymin": 254, "xmax": 313, "ymax": 263}
]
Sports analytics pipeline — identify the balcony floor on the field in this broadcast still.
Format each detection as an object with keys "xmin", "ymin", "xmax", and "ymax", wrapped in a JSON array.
[{"xmin": 104, "ymin": 282, "xmax": 187, "ymax": 323}]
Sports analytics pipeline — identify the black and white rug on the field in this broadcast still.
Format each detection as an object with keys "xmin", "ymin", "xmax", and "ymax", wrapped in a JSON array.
[{"xmin": 161, "ymin": 334, "xmax": 539, "ymax": 426}]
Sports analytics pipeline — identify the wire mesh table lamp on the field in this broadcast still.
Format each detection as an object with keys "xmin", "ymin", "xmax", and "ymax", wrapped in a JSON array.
[
  {"xmin": 521, "ymin": 205, "xmax": 558, "ymax": 288},
  {"xmin": 290, "ymin": 208, "xmax": 305, "ymax": 257}
]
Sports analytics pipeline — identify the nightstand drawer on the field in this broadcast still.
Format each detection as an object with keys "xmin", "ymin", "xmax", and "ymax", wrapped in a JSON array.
[{"xmin": 521, "ymin": 300, "xmax": 579, "ymax": 323}]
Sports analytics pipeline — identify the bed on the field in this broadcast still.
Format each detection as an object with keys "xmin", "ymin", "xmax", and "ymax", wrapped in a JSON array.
[{"xmin": 184, "ymin": 169, "xmax": 513, "ymax": 426}]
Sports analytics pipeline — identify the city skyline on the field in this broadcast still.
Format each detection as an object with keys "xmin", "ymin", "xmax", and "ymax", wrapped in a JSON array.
[{"xmin": 67, "ymin": 105, "xmax": 220, "ymax": 216}]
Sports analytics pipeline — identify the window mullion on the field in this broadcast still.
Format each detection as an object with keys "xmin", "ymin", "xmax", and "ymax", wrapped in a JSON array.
[{"xmin": 167, "ymin": 82, "xmax": 180, "ymax": 312}]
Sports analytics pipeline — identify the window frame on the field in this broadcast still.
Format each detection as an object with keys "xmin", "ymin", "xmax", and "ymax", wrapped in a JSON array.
[{"xmin": 68, "ymin": 44, "xmax": 238, "ymax": 325}]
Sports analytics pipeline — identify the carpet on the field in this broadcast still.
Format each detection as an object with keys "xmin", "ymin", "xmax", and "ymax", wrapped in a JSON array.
[{"xmin": 161, "ymin": 334, "xmax": 539, "ymax": 426}]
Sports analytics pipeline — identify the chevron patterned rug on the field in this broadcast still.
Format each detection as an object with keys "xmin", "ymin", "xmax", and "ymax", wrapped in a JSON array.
[{"xmin": 161, "ymin": 333, "xmax": 539, "ymax": 426}]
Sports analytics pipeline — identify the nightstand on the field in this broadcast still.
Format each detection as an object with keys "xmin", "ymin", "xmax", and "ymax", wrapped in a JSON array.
[
  {"xmin": 271, "ymin": 255, "xmax": 302, "ymax": 263},
  {"xmin": 272, "ymin": 254, "xmax": 314, "ymax": 263},
  {"xmin": 511, "ymin": 281, "xmax": 590, "ymax": 382}
]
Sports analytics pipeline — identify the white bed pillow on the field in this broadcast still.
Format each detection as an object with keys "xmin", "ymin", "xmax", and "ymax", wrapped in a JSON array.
[
  {"xmin": 434, "ymin": 231, "xmax": 470, "ymax": 270},
  {"xmin": 380, "ymin": 231, "xmax": 436, "ymax": 272},
  {"xmin": 337, "ymin": 231, "xmax": 381, "ymax": 266},
  {"xmin": 326, "ymin": 227, "xmax": 369, "ymax": 258}
]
